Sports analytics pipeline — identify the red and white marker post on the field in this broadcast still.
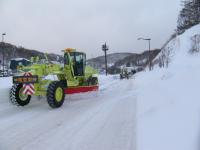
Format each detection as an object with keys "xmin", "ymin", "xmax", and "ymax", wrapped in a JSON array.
[{"xmin": 23, "ymin": 72, "xmax": 35, "ymax": 95}]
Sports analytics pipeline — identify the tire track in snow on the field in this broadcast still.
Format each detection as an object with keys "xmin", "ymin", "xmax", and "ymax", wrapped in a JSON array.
[{"xmin": 0, "ymin": 76, "xmax": 137, "ymax": 150}]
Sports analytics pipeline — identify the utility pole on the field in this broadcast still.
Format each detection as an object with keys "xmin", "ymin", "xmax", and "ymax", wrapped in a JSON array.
[
  {"xmin": 138, "ymin": 37, "xmax": 152, "ymax": 71},
  {"xmin": 102, "ymin": 42, "xmax": 109, "ymax": 76},
  {"xmin": 1, "ymin": 33, "xmax": 6, "ymax": 77},
  {"xmin": 148, "ymin": 39, "xmax": 152, "ymax": 70}
]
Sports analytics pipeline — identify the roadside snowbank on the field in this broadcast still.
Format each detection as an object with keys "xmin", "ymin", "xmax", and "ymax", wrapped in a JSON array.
[
  {"xmin": 0, "ymin": 77, "xmax": 12, "ymax": 100},
  {"xmin": 136, "ymin": 24, "xmax": 200, "ymax": 150}
]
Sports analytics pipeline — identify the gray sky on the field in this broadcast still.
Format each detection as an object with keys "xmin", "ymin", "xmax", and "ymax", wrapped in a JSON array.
[{"xmin": 0, "ymin": 0, "xmax": 181, "ymax": 58}]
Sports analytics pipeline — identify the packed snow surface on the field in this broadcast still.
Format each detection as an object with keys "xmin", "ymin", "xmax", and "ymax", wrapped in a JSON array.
[{"xmin": 0, "ymin": 75, "xmax": 136, "ymax": 150}]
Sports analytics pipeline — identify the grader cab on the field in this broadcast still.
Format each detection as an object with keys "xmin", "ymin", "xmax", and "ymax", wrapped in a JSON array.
[{"xmin": 10, "ymin": 48, "xmax": 98, "ymax": 108}]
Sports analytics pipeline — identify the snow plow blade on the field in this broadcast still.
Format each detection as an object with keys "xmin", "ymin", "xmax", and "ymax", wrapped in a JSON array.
[{"xmin": 64, "ymin": 85, "xmax": 98, "ymax": 94}]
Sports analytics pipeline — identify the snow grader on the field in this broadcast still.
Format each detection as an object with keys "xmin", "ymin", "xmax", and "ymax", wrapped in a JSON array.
[{"xmin": 10, "ymin": 48, "xmax": 98, "ymax": 108}]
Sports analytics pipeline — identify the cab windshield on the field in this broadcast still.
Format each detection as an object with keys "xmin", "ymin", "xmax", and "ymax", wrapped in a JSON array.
[{"xmin": 69, "ymin": 52, "xmax": 86, "ymax": 76}]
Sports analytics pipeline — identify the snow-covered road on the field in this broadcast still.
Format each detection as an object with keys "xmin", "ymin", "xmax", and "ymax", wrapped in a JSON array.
[{"xmin": 0, "ymin": 76, "xmax": 137, "ymax": 150}]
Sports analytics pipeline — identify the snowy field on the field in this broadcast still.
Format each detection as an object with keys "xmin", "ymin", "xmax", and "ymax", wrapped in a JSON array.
[{"xmin": 0, "ymin": 75, "xmax": 137, "ymax": 150}]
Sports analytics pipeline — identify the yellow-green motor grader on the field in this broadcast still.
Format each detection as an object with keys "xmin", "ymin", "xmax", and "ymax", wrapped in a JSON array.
[{"xmin": 10, "ymin": 48, "xmax": 98, "ymax": 108}]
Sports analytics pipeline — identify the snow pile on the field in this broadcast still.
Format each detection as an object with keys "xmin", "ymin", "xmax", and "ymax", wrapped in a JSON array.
[
  {"xmin": 0, "ymin": 77, "xmax": 12, "ymax": 99},
  {"xmin": 98, "ymin": 75, "xmax": 119, "ymax": 91},
  {"xmin": 136, "ymin": 24, "xmax": 200, "ymax": 150}
]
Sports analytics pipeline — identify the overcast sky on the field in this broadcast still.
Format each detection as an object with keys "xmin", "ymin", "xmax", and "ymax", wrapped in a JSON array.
[{"xmin": 0, "ymin": 0, "xmax": 181, "ymax": 58}]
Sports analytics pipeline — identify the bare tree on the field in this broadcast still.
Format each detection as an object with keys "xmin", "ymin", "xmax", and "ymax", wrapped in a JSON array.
[
  {"xmin": 158, "ymin": 46, "xmax": 173, "ymax": 68},
  {"xmin": 190, "ymin": 34, "xmax": 200, "ymax": 53}
]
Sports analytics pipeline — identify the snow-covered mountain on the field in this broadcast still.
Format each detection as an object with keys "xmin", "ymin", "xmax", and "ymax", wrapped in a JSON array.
[
  {"xmin": 87, "ymin": 52, "xmax": 133, "ymax": 69},
  {"xmin": 87, "ymin": 50, "xmax": 160, "ymax": 73},
  {"xmin": 114, "ymin": 49, "xmax": 160, "ymax": 67},
  {"xmin": 0, "ymin": 42, "xmax": 63, "ymax": 64}
]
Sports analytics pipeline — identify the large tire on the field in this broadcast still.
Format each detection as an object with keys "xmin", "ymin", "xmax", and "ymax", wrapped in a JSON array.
[
  {"xmin": 47, "ymin": 81, "xmax": 65, "ymax": 108},
  {"xmin": 120, "ymin": 74, "xmax": 123, "ymax": 79},
  {"xmin": 10, "ymin": 84, "xmax": 31, "ymax": 106},
  {"xmin": 91, "ymin": 77, "xmax": 98, "ymax": 85},
  {"xmin": 88, "ymin": 77, "xmax": 98, "ymax": 86}
]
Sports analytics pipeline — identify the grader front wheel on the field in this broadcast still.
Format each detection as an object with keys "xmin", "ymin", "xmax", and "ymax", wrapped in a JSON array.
[
  {"xmin": 47, "ymin": 81, "xmax": 65, "ymax": 108},
  {"xmin": 10, "ymin": 84, "xmax": 31, "ymax": 106},
  {"xmin": 88, "ymin": 77, "xmax": 98, "ymax": 86}
]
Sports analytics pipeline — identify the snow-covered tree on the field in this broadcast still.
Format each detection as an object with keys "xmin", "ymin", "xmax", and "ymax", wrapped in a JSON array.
[
  {"xmin": 190, "ymin": 34, "xmax": 200, "ymax": 53},
  {"xmin": 158, "ymin": 46, "xmax": 173, "ymax": 68},
  {"xmin": 177, "ymin": 0, "xmax": 200, "ymax": 33}
]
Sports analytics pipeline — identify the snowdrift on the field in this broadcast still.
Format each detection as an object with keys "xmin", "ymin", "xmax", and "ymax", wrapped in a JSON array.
[{"xmin": 136, "ymin": 24, "xmax": 200, "ymax": 150}]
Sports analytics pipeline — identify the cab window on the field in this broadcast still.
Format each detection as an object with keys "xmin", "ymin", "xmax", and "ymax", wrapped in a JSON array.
[{"xmin": 75, "ymin": 53, "xmax": 83, "ymax": 65}]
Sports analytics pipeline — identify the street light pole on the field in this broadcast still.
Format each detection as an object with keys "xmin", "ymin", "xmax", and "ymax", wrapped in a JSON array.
[
  {"xmin": 138, "ymin": 37, "xmax": 151, "ymax": 71},
  {"xmin": 102, "ymin": 42, "xmax": 109, "ymax": 76},
  {"xmin": 2, "ymin": 33, "xmax": 6, "ymax": 77},
  {"xmin": 2, "ymin": 33, "xmax": 6, "ymax": 42}
]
